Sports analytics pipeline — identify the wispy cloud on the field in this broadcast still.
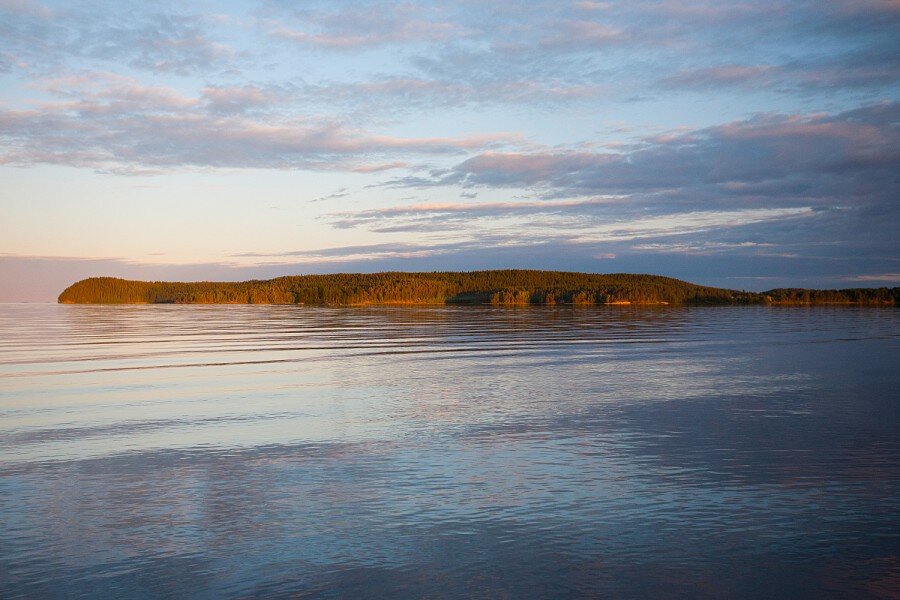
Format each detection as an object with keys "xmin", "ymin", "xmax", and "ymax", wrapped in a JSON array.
[
  {"xmin": 0, "ymin": 0, "xmax": 53, "ymax": 19},
  {"xmin": 849, "ymin": 273, "xmax": 900, "ymax": 283},
  {"xmin": 1, "ymin": 5, "xmax": 236, "ymax": 75},
  {"xmin": 324, "ymin": 194, "xmax": 816, "ymax": 260},
  {"xmin": 201, "ymin": 85, "xmax": 284, "ymax": 114},
  {"xmin": 261, "ymin": 1, "xmax": 473, "ymax": 50},
  {"xmin": 328, "ymin": 198, "xmax": 623, "ymax": 229},
  {"xmin": 662, "ymin": 49, "xmax": 900, "ymax": 93},
  {"xmin": 266, "ymin": 18, "xmax": 462, "ymax": 50},
  {"xmin": 0, "ymin": 74, "xmax": 523, "ymax": 173}
]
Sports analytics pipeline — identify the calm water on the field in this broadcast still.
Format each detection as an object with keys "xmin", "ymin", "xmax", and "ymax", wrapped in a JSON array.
[{"xmin": 0, "ymin": 304, "xmax": 898, "ymax": 598}]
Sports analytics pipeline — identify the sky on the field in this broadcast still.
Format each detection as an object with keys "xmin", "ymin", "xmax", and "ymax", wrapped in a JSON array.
[{"xmin": 1, "ymin": 0, "xmax": 898, "ymax": 301}]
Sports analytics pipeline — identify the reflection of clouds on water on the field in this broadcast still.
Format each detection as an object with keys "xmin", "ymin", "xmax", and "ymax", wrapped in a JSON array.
[
  {"xmin": 1, "ymin": 305, "xmax": 819, "ymax": 463},
  {"xmin": 0, "ymin": 305, "xmax": 898, "ymax": 597}
]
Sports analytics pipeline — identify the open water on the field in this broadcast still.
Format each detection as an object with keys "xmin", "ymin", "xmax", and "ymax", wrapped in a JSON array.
[{"xmin": 0, "ymin": 304, "xmax": 897, "ymax": 598}]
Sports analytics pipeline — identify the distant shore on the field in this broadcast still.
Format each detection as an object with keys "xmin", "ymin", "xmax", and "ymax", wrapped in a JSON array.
[{"xmin": 58, "ymin": 271, "xmax": 899, "ymax": 306}]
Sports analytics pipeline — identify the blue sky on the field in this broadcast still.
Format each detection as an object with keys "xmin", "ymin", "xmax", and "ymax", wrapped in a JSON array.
[{"xmin": 1, "ymin": 0, "xmax": 898, "ymax": 300}]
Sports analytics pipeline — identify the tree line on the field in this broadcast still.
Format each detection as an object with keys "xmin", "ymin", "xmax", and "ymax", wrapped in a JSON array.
[{"xmin": 57, "ymin": 271, "xmax": 899, "ymax": 306}]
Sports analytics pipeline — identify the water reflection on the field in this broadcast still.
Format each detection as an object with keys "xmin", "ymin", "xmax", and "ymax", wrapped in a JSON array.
[{"xmin": 1, "ymin": 304, "xmax": 898, "ymax": 598}]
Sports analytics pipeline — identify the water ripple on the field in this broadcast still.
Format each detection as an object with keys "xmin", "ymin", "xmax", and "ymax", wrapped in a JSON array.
[{"xmin": 1, "ymin": 304, "xmax": 898, "ymax": 598}]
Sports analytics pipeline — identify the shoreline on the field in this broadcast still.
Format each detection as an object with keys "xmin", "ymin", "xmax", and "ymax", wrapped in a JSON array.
[{"xmin": 57, "ymin": 300, "xmax": 897, "ymax": 307}]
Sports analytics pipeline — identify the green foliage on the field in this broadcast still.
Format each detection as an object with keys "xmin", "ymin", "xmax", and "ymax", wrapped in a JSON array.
[
  {"xmin": 762, "ymin": 287, "xmax": 899, "ymax": 305},
  {"xmin": 57, "ymin": 271, "xmax": 900, "ymax": 306}
]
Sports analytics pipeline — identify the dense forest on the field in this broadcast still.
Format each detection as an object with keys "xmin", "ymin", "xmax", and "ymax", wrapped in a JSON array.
[{"xmin": 57, "ymin": 271, "xmax": 899, "ymax": 306}]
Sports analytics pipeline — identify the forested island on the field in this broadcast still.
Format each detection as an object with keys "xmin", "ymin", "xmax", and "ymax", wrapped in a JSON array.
[{"xmin": 57, "ymin": 271, "xmax": 898, "ymax": 306}]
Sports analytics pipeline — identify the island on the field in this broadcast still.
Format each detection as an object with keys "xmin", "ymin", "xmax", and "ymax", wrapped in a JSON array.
[{"xmin": 57, "ymin": 271, "xmax": 898, "ymax": 306}]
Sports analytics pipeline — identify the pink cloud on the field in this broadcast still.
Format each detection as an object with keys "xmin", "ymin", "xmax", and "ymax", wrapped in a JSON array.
[
  {"xmin": 663, "ymin": 64, "xmax": 778, "ymax": 88},
  {"xmin": 266, "ymin": 14, "xmax": 463, "ymax": 49},
  {"xmin": 540, "ymin": 20, "xmax": 626, "ymax": 49},
  {"xmin": 0, "ymin": 0, "xmax": 52, "ymax": 19},
  {"xmin": 0, "ymin": 75, "xmax": 525, "ymax": 173}
]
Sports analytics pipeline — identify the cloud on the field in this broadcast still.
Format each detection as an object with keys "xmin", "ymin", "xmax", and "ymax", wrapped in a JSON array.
[
  {"xmin": 323, "ymin": 190, "xmax": 818, "ymax": 261},
  {"xmin": 537, "ymin": 20, "xmax": 626, "ymax": 50},
  {"xmin": 262, "ymin": 1, "xmax": 472, "ymax": 50},
  {"xmin": 300, "ymin": 77, "xmax": 609, "ymax": 113},
  {"xmin": 91, "ymin": 14, "xmax": 235, "ymax": 75},
  {"xmin": 0, "ymin": 4, "xmax": 234, "ymax": 75},
  {"xmin": 0, "ymin": 0, "xmax": 52, "ymax": 19},
  {"xmin": 2, "ymin": 0, "xmax": 897, "ymax": 119},
  {"xmin": 0, "ymin": 50, "xmax": 28, "ymax": 72},
  {"xmin": 563, "ymin": 208, "xmax": 815, "ymax": 244},
  {"xmin": 331, "ymin": 197, "xmax": 612, "ymax": 220},
  {"xmin": 0, "ymin": 74, "xmax": 522, "ymax": 173},
  {"xmin": 631, "ymin": 241, "xmax": 775, "ymax": 255},
  {"xmin": 266, "ymin": 19, "xmax": 461, "ymax": 50},
  {"xmin": 384, "ymin": 0, "xmax": 899, "ymax": 107},
  {"xmin": 201, "ymin": 85, "xmax": 283, "ymax": 114},
  {"xmin": 330, "ymin": 198, "xmax": 815, "ymax": 243},
  {"xmin": 320, "ymin": 102, "xmax": 898, "ymax": 282},
  {"xmin": 233, "ymin": 241, "xmax": 462, "ymax": 261},
  {"xmin": 662, "ymin": 65, "xmax": 780, "ymax": 89},
  {"xmin": 311, "ymin": 188, "xmax": 349, "ymax": 203},
  {"xmin": 849, "ymin": 273, "xmax": 900, "ymax": 283},
  {"xmin": 662, "ymin": 49, "xmax": 900, "ymax": 93},
  {"xmin": 349, "ymin": 161, "xmax": 409, "ymax": 173},
  {"xmin": 383, "ymin": 102, "xmax": 899, "ymax": 211}
]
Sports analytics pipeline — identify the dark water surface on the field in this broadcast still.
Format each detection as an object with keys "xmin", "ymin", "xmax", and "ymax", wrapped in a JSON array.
[{"xmin": 1, "ymin": 304, "xmax": 897, "ymax": 598}]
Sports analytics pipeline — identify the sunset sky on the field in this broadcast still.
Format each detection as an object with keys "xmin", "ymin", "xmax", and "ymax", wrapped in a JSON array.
[{"xmin": 1, "ymin": 0, "xmax": 898, "ymax": 301}]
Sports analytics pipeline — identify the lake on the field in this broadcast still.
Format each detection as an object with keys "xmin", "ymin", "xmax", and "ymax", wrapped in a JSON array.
[{"xmin": 0, "ymin": 303, "xmax": 897, "ymax": 598}]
